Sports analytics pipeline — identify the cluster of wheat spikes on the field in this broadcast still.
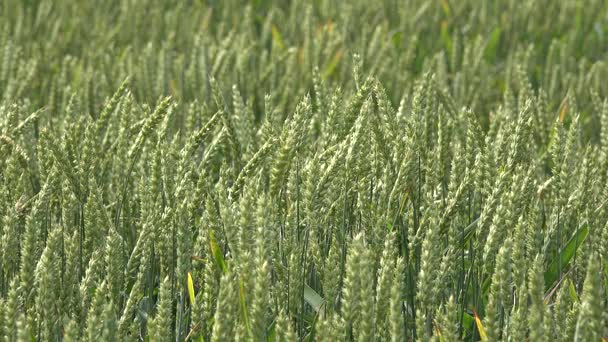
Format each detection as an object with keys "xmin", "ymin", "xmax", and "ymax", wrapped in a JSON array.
[{"xmin": 0, "ymin": 0, "xmax": 607, "ymax": 341}]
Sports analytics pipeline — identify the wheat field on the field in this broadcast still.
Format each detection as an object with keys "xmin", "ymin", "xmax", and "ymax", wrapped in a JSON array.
[{"xmin": 0, "ymin": 0, "xmax": 607, "ymax": 341}]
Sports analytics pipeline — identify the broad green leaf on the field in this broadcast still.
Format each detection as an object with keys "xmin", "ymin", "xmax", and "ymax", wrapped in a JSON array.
[
  {"xmin": 544, "ymin": 225, "xmax": 589, "ymax": 290},
  {"xmin": 462, "ymin": 312, "xmax": 474, "ymax": 332},
  {"xmin": 303, "ymin": 284, "xmax": 324, "ymax": 313}
]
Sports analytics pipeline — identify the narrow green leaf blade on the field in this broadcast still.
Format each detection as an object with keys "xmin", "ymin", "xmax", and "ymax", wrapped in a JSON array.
[
  {"xmin": 238, "ymin": 278, "xmax": 252, "ymax": 335},
  {"xmin": 187, "ymin": 272, "xmax": 195, "ymax": 306},
  {"xmin": 209, "ymin": 231, "xmax": 228, "ymax": 274}
]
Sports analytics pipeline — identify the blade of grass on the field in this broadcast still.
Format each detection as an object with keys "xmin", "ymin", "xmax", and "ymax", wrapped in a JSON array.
[
  {"xmin": 544, "ymin": 225, "xmax": 589, "ymax": 290},
  {"xmin": 187, "ymin": 272, "xmax": 195, "ymax": 306},
  {"xmin": 473, "ymin": 309, "xmax": 486, "ymax": 341}
]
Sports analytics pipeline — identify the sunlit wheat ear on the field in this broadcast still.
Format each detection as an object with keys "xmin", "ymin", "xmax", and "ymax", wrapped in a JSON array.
[
  {"xmin": 85, "ymin": 280, "xmax": 107, "ymax": 342},
  {"xmin": 484, "ymin": 238, "xmax": 512, "ymax": 341},
  {"xmin": 128, "ymin": 96, "xmax": 172, "ymax": 161},
  {"xmin": 148, "ymin": 276, "xmax": 172, "ymax": 342},
  {"xmin": 416, "ymin": 207, "xmax": 442, "ymax": 340},
  {"xmin": 275, "ymin": 309, "xmax": 297, "ymax": 342},
  {"xmin": 211, "ymin": 272, "xmax": 238, "ymax": 341},
  {"xmin": 249, "ymin": 258, "xmax": 270, "ymax": 340},
  {"xmin": 375, "ymin": 232, "xmax": 396, "ymax": 330},
  {"xmin": 528, "ymin": 255, "xmax": 546, "ymax": 342},
  {"xmin": 574, "ymin": 254, "xmax": 604, "ymax": 341},
  {"xmin": 16, "ymin": 312, "xmax": 32, "ymax": 342},
  {"xmin": 434, "ymin": 295, "xmax": 458, "ymax": 342},
  {"xmin": 63, "ymin": 319, "xmax": 80, "ymax": 342},
  {"xmin": 340, "ymin": 233, "xmax": 364, "ymax": 337},
  {"xmin": 104, "ymin": 227, "xmax": 124, "ymax": 315},
  {"xmin": 389, "ymin": 258, "xmax": 405, "ymax": 342}
]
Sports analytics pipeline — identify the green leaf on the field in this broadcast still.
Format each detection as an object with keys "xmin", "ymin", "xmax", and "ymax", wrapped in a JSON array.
[
  {"xmin": 391, "ymin": 31, "xmax": 403, "ymax": 49},
  {"xmin": 209, "ymin": 231, "xmax": 228, "ymax": 274},
  {"xmin": 568, "ymin": 279, "xmax": 579, "ymax": 303},
  {"xmin": 238, "ymin": 278, "xmax": 252, "ymax": 335},
  {"xmin": 481, "ymin": 276, "xmax": 491, "ymax": 297},
  {"xmin": 473, "ymin": 310, "xmax": 487, "ymax": 340},
  {"xmin": 187, "ymin": 272, "xmax": 195, "ymax": 306},
  {"xmin": 440, "ymin": 0, "xmax": 452, "ymax": 18},
  {"xmin": 558, "ymin": 93, "xmax": 570, "ymax": 123},
  {"xmin": 440, "ymin": 21, "xmax": 452, "ymax": 55},
  {"xmin": 483, "ymin": 27, "xmax": 501, "ymax": 63},
  {"xmin": 303, "ymin": 284, "xmax": 324, "ymax": 313},
  {"xmin": 271, "ymin": 25, "xmax": 285, "ymax": 51},
  {"xmin": 544, "ymin": 225, "xmax": 589, "ymax": 290},
  {"xmin": 462, "ymin": 312, "xmax": 474, "ymax": 333},
  {"xmin": 322, "ymin": 49, "xmax": 343, "ymax": 78},
  {"xmin": 266, "ymin": 319, "xmax": 276, "ymax": 342}
]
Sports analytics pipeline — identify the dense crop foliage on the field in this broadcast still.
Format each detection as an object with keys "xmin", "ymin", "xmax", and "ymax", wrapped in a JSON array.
[{"xmin": 1, "ymin": 0, "xmax": 608, "ymax": 340}]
